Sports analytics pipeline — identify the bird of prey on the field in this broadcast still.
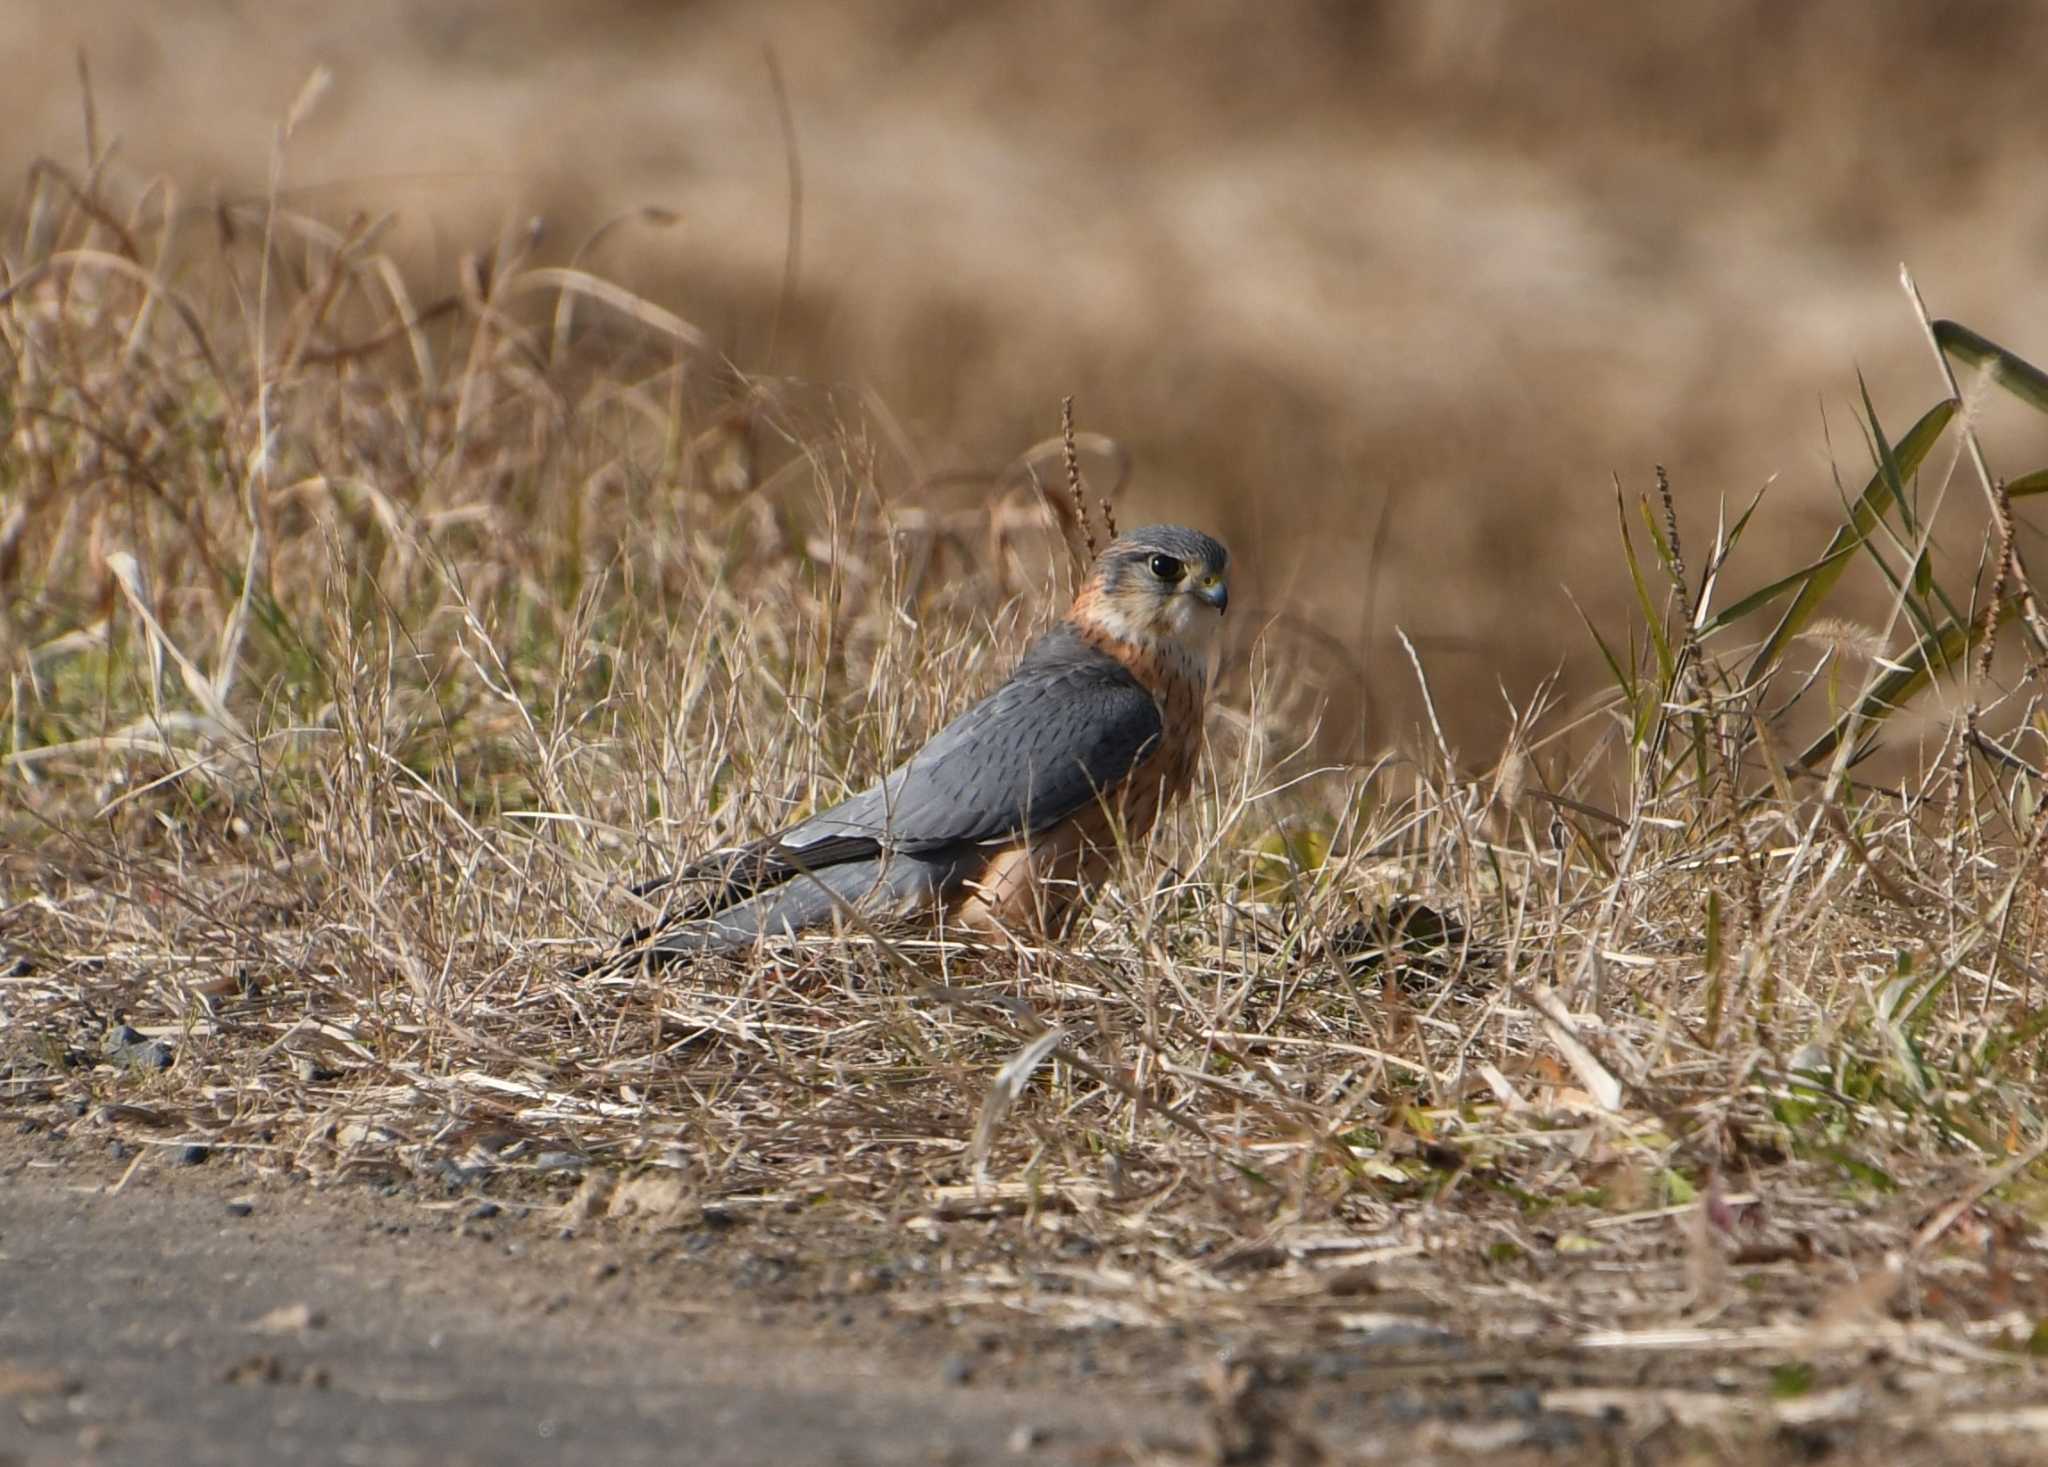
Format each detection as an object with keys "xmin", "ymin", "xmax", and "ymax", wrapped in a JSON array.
[{"xmin": 590, "ymin": 524, "xmax": 1229, "ymax": 966}]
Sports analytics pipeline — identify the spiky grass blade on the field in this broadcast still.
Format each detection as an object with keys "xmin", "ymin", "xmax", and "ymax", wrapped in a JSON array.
[{"xmin": 1742, "ymin": 398, "xmax": 1956, "ymax": 688}]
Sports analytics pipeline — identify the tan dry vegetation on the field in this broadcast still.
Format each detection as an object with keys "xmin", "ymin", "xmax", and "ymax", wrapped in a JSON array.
[
  {"xmin": 9, "ymin": 11, "xmax": 2048, "ymax": 1460},
  {"xmin": 7, "ymin": 0, "xmax": 2048, "ymax": 751}
]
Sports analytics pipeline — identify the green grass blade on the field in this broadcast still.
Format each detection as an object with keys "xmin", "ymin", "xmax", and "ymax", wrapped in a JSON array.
[
  {"xmin": 1934, "ymin": 320, "xmax": 2048, "ymax": 418},
  {"xmin": 1742, "ymin": 399, "xmax": 1956, "ymax": 688},
  {"xmin": 1719, "ymin": 480, "xmax": 1773, "ymax": 561},
  {"xmin": 1854, "ymin": 374, "xmax": 1977, "ymax": 649},
  {"xmin": 1619, "ymin": 491, "xmax": 1675, "ymax": 684},
  {"xmin": 1702, "ymin": 543, "xmax": 1858, "ymax": 635},
  {"xmin": 1859, "ymin": 374, "xmax": 1918, "ymax": 533},
  {"xmin": 2005, "ymin": 467, "xmax": 2048, "ymax": 498},
  {"xmin": 1639, "ymin": 494, "xmax": 1679, "ymax": 580},
  {"xmin": 1566, "ymin": 586, "xmax": 1634, "ymax": 706}
]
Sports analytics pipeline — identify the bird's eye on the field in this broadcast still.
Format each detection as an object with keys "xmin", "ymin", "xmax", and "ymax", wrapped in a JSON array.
[{"xmin": 1148, "ymin": 554, "xmax": 1184, "ymax": 582}]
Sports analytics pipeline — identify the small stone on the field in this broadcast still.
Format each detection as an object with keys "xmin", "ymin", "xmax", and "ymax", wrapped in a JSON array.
[
  {"xmin": 249, "ymin": 1302, "xmax": 324, "ymax": 1334},
  {"xmin": 173, "ymin": 1143, "xmax": 211, "ymax": 1167},
  {"xmin": 334, "ymin": 1119, "xmax": 398, "ymax": 1150},
  {"xmin": 468, "ymin": 1201, "xmax": 502, "ymax": 1221},
  {"xmin": 1007, "ymin": 1424, "xmax": 1048, "ymax": 1454},
  {"xmin": 226, "ymin": 1199, "xmax": 255, "ymax": 1218},
  {"xmin": 101, "ymin": 1025, "xmax": 173, "ymax": 1072},
  {"xmin": 223, "ymin": 1354, "xmax": 283, "ymax": 1386},
  {"xmin": 432, "ymin": 1161, "xmax": 486, "ymax": 1191}
]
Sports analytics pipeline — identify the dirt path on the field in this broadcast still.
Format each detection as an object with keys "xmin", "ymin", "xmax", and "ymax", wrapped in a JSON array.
[
  {"xmin": 0, "ymin": 1145, "xmax": 1175, "ymax": 1466},
  {"xmin": 12, "ymin": 1131, "xmax": 2048, "ymax": 1466}
]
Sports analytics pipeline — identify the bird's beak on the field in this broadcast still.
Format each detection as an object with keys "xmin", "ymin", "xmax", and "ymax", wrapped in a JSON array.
[{"xmin": 1195, "ymin": 575, "xmax": 1229, "ymax": 614}]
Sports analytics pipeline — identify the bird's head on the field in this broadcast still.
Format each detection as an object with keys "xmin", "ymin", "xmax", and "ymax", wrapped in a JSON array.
[{"xmin": 1071, "ymin": 525, "xmax": 1230, "ymax": 648}]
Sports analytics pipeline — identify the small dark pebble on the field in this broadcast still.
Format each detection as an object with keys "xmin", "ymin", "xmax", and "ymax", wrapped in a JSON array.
[
  {"xmin": 226, "ymin": 1200, "xmax": 254, "ymax": 1218},
  {"xmin": 1777, "ymin": 1423, "xmax": 1837, "ymax": 1460},
  {"xmin": 173, "ymin": 1143, "xmax": 212, "ymax": 1167},
  {"xmin": 1420, "ymin": 1142, "xmax": 1466, "ymax": 1172},
  {"xmin": 1007, "ymin": 1424, "xmax": 1049, "ymax": 1453},
  {"xmin": 102, "ymin": 1024, "xmax": 174, "ymax": 1071},
  {"xmin": 108, "ymin": 1140, "xmax": 136, "ymax": 1162},
  {"xmin": 431, "ymin": 1161, "xmax": 484, "ymax": 1190},
  {"xmin": 17, "ymin": 1118, "xmax": 42, "ymax": 1135},
  {"xmin": 939, "ymin": 1355, "xmax": 974, "ymax": 1386},
  {"xmin": 468, "ymin": 1202, "xmax": 502, "ymax": 1221},
  {"xmin": 3, "ymin": 955, "xmax": 33, "ymax": 978}
]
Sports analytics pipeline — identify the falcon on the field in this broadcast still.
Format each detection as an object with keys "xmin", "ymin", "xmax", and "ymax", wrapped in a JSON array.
[{"xmin": 592, "ymin": 524, "xmax": 1228, "ymax": 965}]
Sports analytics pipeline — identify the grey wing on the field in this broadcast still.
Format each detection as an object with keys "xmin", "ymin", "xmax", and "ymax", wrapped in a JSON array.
[
  {"xmin": 611, "ymin": 632, "xmax": 1159, "ymax": 952},
  {"xmin": 782, "ymin": 657, "xmax": 1165, "ymax": 856}
]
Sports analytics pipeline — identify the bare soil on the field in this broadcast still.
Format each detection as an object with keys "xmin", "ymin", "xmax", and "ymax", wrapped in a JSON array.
[
  {"xmin": 7, "ymin": 1127, "xmax": 2048, "ymax": 1466},
  {"xmin": 1, "ymin": 1131, "xmax": 1180, "ymax": 1466}
]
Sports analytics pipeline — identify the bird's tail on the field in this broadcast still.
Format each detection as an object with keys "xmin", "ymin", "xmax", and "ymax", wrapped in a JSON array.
[{"xmin": 570, "ymin": 855, "xmax": 955, "ymax": 976}]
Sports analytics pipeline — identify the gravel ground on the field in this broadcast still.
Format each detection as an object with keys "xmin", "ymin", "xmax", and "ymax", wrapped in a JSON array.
[{"xmin": 0, "ymin": 1138, "xmax": 1177, "ymax": 1467}]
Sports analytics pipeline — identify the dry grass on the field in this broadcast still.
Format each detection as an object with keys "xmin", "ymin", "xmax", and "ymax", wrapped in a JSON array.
[
  {"xmin": 15, "ymin": 1, "xmax": 2048, "ymax": 768},
  {"xmin": 9, "ymin": 115, "xmax": 2048, "ymax": 1456}
]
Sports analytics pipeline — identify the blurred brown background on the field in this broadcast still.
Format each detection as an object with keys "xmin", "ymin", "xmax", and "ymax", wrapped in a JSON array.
[{"xmin": 7, "ymin": 0, "xmax": 2048, "ymax": 759}]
